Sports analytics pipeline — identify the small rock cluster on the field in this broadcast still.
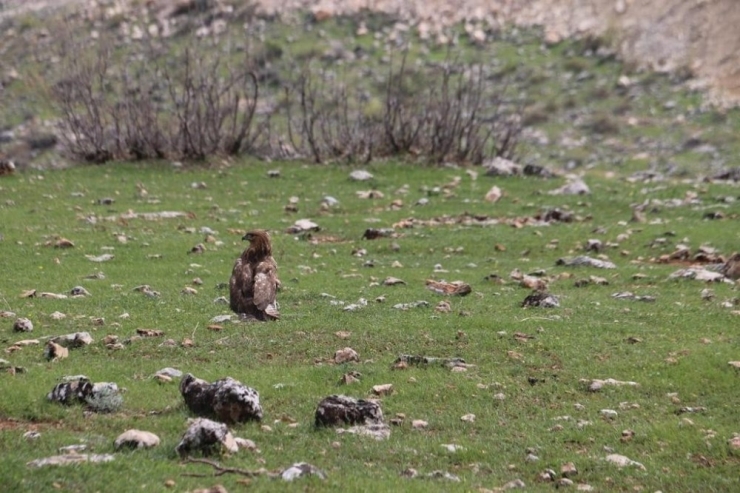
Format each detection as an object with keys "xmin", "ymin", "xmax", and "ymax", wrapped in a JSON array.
[
  {"xmin": 314, "ymin": 395, "xmax": 384, "ymax": 427},
  {"xmin": 175, "ymin": 418, "xmax": 239, "ymax": 457},
  {"xmin": 47, "ymin": 376, "xmax": 123, "ymax": 412},
  {"xmin": 180, "ymin": 373, "xmax": 263, "ymax": 424}
]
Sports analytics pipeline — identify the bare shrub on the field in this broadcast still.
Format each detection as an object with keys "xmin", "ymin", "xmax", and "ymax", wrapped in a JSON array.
[
  {"xmin": 52, "ymin": 35, "xmax": 520, "ymax": 166},
  {"xmin": 281, "ymin": 55, "xmax": 521, "ymax": 165},
  {"xmin": 52, "ymin": 42, "xmax": 115, "ymax": 163},
  {"xmin": 52, "ymin": 38, "xmax": 264, "ymax": 163},
  {"xmin": 282, "ymin": 65, "xmax": 381, "ymax": 164},
  {"xmin": 163, "ymin": 47, "xmax": 262, "ymax": 160}
]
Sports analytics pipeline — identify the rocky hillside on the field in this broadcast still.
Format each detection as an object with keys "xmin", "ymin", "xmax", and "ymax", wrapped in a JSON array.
[
  {"xmin": 1, "ymin": 0, "xmax": 738, "ymax": 175},
  {"xmin": 3, "ymin": 0, "xmax": 736, "ymax": 105}
]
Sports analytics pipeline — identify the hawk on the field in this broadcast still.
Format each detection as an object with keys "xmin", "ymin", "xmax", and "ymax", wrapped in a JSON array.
[
  {"xmin": 229, "ymin": 230, "xmax": 280, "ymax": 321},
  {"xmin": 720, "ymin": 252, "xmax": 740, "ymax": 280}
]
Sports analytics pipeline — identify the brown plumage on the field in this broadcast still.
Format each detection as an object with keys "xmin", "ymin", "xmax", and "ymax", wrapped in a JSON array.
[
  {"xmin": 229, "ymin": 230, "xmax": 280, "ymax": 321},
  {"xmin": 0, "ymin": 159, "xmax": 15, "ymax": 176},
  {"xmin": 720, "ymin": 252, "xmax": 740, "ymax": 280}
]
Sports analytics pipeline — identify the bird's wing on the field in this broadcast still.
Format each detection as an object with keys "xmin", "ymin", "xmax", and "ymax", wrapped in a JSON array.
[
  {"xmin": 230, "ymin": 258, "xmax": 253, "ymax": 295},
  {"xmin": 253, "ymin": 259, "xmax": 277, "ymax": 311}
]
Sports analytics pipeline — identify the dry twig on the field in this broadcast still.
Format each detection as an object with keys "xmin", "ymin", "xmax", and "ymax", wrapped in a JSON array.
[{"xmin": 182, "ymin": 457, "xmax": 278, "ymax": 478}]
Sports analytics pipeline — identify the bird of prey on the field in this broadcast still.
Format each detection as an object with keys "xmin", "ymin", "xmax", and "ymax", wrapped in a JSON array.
[
  {"xmin": 0, "ymin": 159, "xmax": 15, "ymax": 176},
  {"xmin": 720, "ymin": 252, "xmax": 740, "ymax": 280},
  {"xmin": 229, "ymin": 230, "xmax": 280, "ymax": 321}
]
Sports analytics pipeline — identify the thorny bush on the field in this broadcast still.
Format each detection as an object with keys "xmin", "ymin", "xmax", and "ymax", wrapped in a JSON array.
[
  {"xmin": 52, "ymin": 37, "xmax": 521, "ymax": 165},
  {"xmin": 53, "ymin": 39, "xmax": 263, "ymax": 162}
]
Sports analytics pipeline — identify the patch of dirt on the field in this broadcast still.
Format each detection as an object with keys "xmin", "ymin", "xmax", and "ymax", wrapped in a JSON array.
[{"xmin": 0, "ymin": 415, "xmax": 64, "ymax": 431}]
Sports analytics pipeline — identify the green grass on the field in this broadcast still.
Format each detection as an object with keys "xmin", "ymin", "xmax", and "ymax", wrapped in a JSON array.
[
  {"xmin": 1, "ymin": 160, "xmax": 740, "ymax": 492},
  {"xmin": 0, "ymin": 4, "xmax": 740, "ymax": 491}
]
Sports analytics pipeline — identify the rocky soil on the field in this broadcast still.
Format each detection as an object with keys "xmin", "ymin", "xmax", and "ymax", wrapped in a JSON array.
[{"xmin": 2, "ymin": 0, "xmax": 738, "ymax": 105}]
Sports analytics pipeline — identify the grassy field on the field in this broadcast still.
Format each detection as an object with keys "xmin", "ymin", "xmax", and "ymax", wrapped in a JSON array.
[
  {"xmin": 1, "ymin": 3, "xmax": 740, "ymax": 492},
  {"xmin": 1, "ymin": 160, "xmax": 739, "ymax": 492}
]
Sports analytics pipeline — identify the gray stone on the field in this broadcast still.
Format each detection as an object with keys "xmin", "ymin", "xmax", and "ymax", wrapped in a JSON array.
[
  {"xmin": 604, "ymin": 453, "xmax": 646, "ymax": 470},
  {"xmin": 47, "ymin": 378, "xmax": 122, "ymax": 411},
  {"xmin": 321, "ymin": 196, "xmax": 339, "ymax": 207},
  {"xmin": 483, "ymin": 157, "xmax": 522, "ymax": 176},
  {"xmin": 336, "ymin": 423, "xmax": 391, "ymax": 440},
  {"xmin": 27, "ymin": 454, "xmax": 115, "ymax": 468},
  {"xmin": 175, "ymin": 418, "xmax": 238, "ymax": 457},
  {"xmin": 548, "ymin": 179, "xmax": 590, "ymax": 195},
  {"xmin": 281, "ymin": 462, "xmax": 327, "ymax": 481},
  {"xmin": 521, "ymin": 291, "xmax": 560, "ymax": 308},
  {"xmin": 556, "ymin": 256, "xmax": 616, "ymax": 269},
  {"xmin": 180, "ymin": 374, "xmax": 263, "ymax": 424},
  {"xmin": 314, "ymin": 395, "xmax": 383, "ymax": 427},
  {"xmin": 114, "ymin": 430, "xmax": 160, "ymax": 450},
  {"xmin": 13, "ymin": 317, "xmax": 33, "ymax": 332},
  {"xmin": 70, "ymin": 286, "xmax": 91, "ymax": 296},
  {"xmin": 51, "ymin": 331, "xmax": 93, "ymax": 348},
  {"xmin": 349, "ymin": 170, "xmax": 373, "ymax": 181},
  {"xmin": 155, "ymin": 367, "xmax": 183, "ymax": 378}
]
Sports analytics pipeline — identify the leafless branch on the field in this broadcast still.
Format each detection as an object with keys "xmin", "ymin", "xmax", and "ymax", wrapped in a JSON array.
[{"xmin": 182, "ymin": 457, "xmax": 278, "ymax": 478}]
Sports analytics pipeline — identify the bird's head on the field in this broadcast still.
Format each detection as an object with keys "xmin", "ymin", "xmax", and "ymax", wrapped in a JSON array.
[{"xmin": 242, "ymin": 230, "xmax": 272, "ymax": 259}]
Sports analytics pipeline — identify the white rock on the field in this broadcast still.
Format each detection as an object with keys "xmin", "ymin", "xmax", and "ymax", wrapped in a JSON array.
[
  {"xmin": 58, "ymin": 445, "xmax": 87, "ymax": 454},
  {"xmin": 548, "ymin": 179, "xmax": 590, "ymax": 196},
  {"xmin": 281, "ymin": 462, "xmax": 327, "ymax": 481},
  {"xmin": 604, "ymin": 453, "xmax": 646, "ymax": 470},
  {"xmin": 52, "ymin": 332, "xmax": 93, "ymax": 348},
  {"xmin": 234, "ymin": 437, "xmax": 258, "ymax": 451},
  {"xmin": 155, "ymin": 367, "xmax": 182, "ymax": 378},
  {"xmin": 336, "ymin": 423, "xmax": 391, "ymax": 440},
  {"xmin": 441, "ymin": 443, "xmax": 465, "ymax": 452},
  {"xmin": 503, "ymin": 478, "xmax": 526, "ymax": 489},
  {"xmin": 557, "ymin": 256, "xmax": 616, "ymax": 269},
  {"xmin": 27, "ymin": 454, "xmax": 115, "ymax": 467},
  {"xmin": 334, "ymin": 347, "xmax": 359, "ymax": 364},
  {"xmin": 485, "ymin": 185, "xmax": 503, "ymax": 203},
  {"xmin": 349, "ymin": 170, "xmax": 373, "ymax": 181},
  {"xmin": 289, "ymin": 219, "xmax": 320, "ymax": 233},
  {"xmin": 484, "ymin": 157, "xmax": 522, "ymax": 176},
  {"xmin": 114, "ymin": 430, "xmax": 160, "ymax": 450},
  {"xmin": 322, "ymin": 196, "xmax": 339, "ymax": 207},
  {"xmin": 587, "ymin": 378, "xmax": 639, "ymax": 392},
  {"xmin": 600, "ymin": 409, "xmax": 618, "ymax": 419},
  {"xmin": 175, "ymin": 418, "xmax": 238, "ymax": 457},
  {"xmin": 85, "ymin": 254, "xmax": 114, "ymax": 262},
  {"xmin": 70, "ymin": 286, "xmax": 91, "ymax": 296},
  {"xmin": 13, "ymin": 317, "xmax": 33, "ymax": 332}
]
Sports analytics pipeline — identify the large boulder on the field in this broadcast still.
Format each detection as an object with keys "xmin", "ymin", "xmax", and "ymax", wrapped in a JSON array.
[
  {"xmin": 180, "ymin": 373, "xmax": 263, "ymax": 424},
  {"xmin": 175, "ymin": 418, "xmax": 238, "ymax": 457},
  {"xmin": 314, "ymin": 395, "xmax": 383, "ymax": 427}
]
